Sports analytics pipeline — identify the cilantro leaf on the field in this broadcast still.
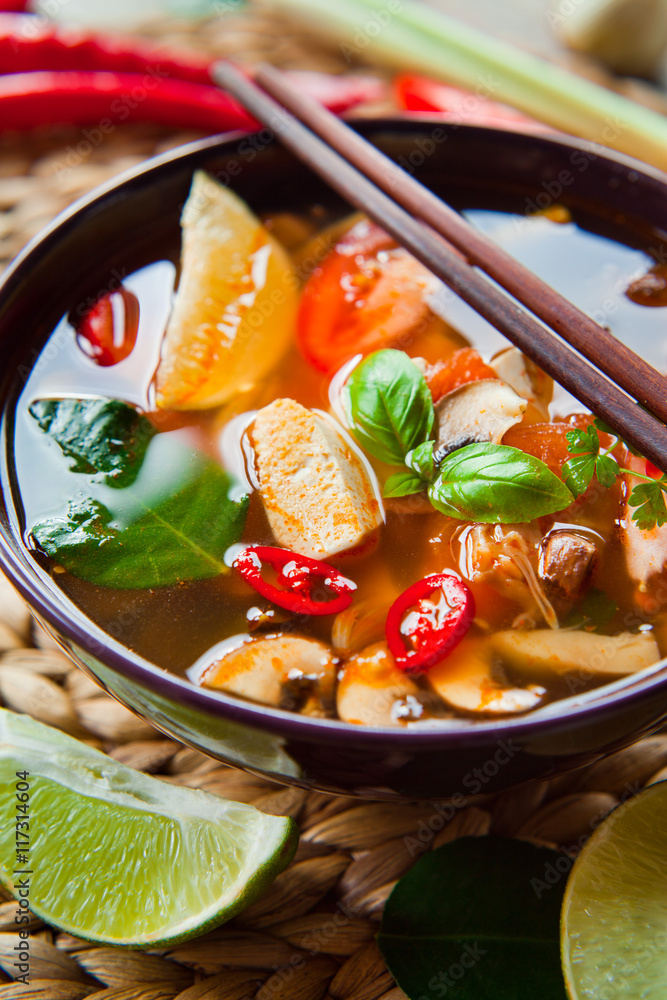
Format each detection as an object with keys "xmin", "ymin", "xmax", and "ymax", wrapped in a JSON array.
[
  {"xmin": 562, "ymin": 422, "xmax": 622, "ymax": 497},
  {"xmin": 566, "ymin": 424, "xmax": 599, "ymax": 454},
  {"xmin": 595, "ymin": 453, "xmax": 620, "ymax": 488},
  {"xmin": 561, "ymin": 454, "xmax": 596, "ymax": 497},
  {"xmin": 628, "ymin": 480, "xmax": 667, "ymax": 530}
]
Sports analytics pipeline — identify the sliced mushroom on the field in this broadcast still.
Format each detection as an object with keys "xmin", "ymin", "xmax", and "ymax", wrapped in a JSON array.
[
  {"xmin": 459, "ymin": 523, "xmax": 558, "ymax": 629},
  {"xmin": 336, "ymin": 641, "xmax": 440, "ymax": 726},
  {"xmin": 196, "ymin": 633, "xmax": 337, "ymax": 715},
  {"xmin": 539, "ymin": 529, "xmax": 597, "ymax": 601},
  {"xmin": 426, "ymin": 637, "xmax": 545, "ymax": 715},
  {"xmin": 490, "ymin": 347, "xmax": 553, "ymax": 420},
  {"xmin": 434, "ymin": 379, "xmax": 527, "ymax": 458},
  {"xmin": 490, "ymin": 628, "xmax": 660, "ymax": 680},
  {"xmin": 250, "ymin": 398, "xmax": 383, "ymax": 560}
]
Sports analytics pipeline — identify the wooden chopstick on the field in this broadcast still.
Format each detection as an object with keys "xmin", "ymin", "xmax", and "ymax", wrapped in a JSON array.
[
  {"xmin": 256, "ymin": 62, "xmax": 667, "ymax": 429},
  {"xmin": 213, "ymin": 60, "xmax": 667, "ymax": 472}
]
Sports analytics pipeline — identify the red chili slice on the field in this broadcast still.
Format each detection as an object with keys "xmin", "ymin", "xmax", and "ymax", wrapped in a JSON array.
[
  {"xmin": 75, "ymin": 286, "xmax": 139, "ymax": 366},
  {"xmin": 233, "ymin": 546, "xmax": 356, "ymax": 616},
  {"xmin": 385, "ymin": 573, "xmax": 475, "ymax": 675}
]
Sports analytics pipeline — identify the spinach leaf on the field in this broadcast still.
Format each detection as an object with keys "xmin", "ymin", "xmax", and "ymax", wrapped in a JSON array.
[
  {"xmin": 344, "ymin": 350, "xmax": 434, "ymax": 465},
  {"xmin": 31, "ymin": 457, "xmax": 249, "ymax": 589},
  {"xmin": 29, "ymin": 398, "xmax": 155, "ymax": 489},
  {"xmin": 383, "ymin": 471, "xmax": 426, "ymax": 498},
  {"xmin": 378, "ymin": 837, "xmax": 568, "ymax": 1000},
  {"xmin": 429, "ymin": 443, "xmax": 573, "ymax": 523}
]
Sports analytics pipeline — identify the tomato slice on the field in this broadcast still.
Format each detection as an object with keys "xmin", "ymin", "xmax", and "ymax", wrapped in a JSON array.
[
  {"xmin": 297, "ymin": 218, "xmax": 440, "ymax": 374},
  {"xmin": 423, "ymin": 348, "xmax": 498, "ymax": 401}
]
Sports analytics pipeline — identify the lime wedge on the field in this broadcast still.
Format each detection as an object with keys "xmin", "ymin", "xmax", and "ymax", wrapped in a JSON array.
[
  {"xmin": 561, "ymin": 780, "xmax": 667, "ymax": 999},
  {"xmin": 0, "ymin": 709, "xmax": 297, "ymax": 947}
]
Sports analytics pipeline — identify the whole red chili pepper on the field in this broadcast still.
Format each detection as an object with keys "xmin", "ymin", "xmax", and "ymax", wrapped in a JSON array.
[
  {"xmin": 0, "ymin": 69, "xmax": 382, "ymax": 134},
  {"xmin": 0, "ymin": 14, "xmax": 212, "ymax": 83},
  {"xmin": 385, "ymin": 572, "xmax": 475, "ymax": 675},
  {"xmin": 0, "ymin": 70, "xmax": 257, "ymax": 131},
  {"xmin": 233, "ymin": 546, "xmax": 356, "ymax": 616},
  {"xmin": 0, "ymin": 18, "xmax": 385, "ymax": 117}
]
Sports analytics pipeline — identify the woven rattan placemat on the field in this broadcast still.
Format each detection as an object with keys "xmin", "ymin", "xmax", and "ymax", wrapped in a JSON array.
[{"xmin": 1, "ymin": 6, "xmax": 667, "ymax": 998}]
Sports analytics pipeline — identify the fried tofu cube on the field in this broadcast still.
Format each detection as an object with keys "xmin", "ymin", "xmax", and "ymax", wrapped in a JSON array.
[{"xmin": 250, "ymin": 398, "xmax": 382, "ymax": 560}]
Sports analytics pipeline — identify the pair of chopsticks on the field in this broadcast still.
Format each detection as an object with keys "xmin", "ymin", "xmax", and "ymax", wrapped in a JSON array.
[{"xmin": 214, "ymin": 61, "xmax": 667, "ymax": 472}]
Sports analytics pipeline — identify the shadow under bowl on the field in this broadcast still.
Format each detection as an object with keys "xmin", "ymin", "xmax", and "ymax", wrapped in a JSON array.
[{"xmin": 1, "ymin": 120, "xmax": 667, "ymax": 800}]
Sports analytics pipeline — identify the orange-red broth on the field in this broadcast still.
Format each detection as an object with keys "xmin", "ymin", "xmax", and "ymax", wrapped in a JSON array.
[{"xmin": 13, "ymin": 208, "xmax": 667, "ymax": 721}]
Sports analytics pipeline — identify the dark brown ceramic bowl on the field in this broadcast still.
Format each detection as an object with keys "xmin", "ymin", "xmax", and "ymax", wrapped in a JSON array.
[{"xmin": 1, "ymin": 120, "xmax": 667, "ymax": 800}]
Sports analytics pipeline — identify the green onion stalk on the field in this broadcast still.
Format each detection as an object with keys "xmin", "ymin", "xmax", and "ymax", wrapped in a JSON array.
[{"xmin": 270, "ymin": 0, "xmax": 667, "ymax": 173}]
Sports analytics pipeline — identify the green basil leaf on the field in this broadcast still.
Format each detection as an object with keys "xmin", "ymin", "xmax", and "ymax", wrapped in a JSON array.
[
  {"xmin": 31, "ymin": 456, "xmax": 249, "ymax": 589},
  {"xmin": 405, "ymin": 440, "xmax": 436, "ymax": 483},
  {"xmin": 383, "ymin": 471, "xmax": 426, "ymax": 498},
  {"xmin": 344, "ymin": 349, "xmax": 434, "ymax": 465},
  {"xmin": 562, "ymin": 454, "xmax": 596, "ymax": 497},
  {"xmin": 29, "ymin": 398, "xmax": 155, "ymax": 489},
  {"xmin": 378, "ymin": 837, "xmax": 568, "ymax": 1000},
  {"xmin": 429, "ymin": 443, "xmax": 573, "ymax": 523},
  {"xmin": 629, "ymin": 480, "xmax": 667, "ymax": 530}
]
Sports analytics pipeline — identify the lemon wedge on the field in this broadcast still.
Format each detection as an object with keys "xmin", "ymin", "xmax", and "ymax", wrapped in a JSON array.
[{"xmin": 156, "ymin": 171, "xmax": 298, "ymax": 410}]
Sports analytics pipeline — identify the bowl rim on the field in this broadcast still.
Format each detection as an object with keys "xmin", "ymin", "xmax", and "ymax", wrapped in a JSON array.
[{"xmin": 2, "ymin": 118, "xmax": 667, "ymax": 748}]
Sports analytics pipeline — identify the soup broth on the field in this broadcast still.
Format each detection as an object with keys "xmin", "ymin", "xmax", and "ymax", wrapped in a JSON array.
[{"xmin": 11, "ymin": 174, "xmax": 667, "ymax": 727}]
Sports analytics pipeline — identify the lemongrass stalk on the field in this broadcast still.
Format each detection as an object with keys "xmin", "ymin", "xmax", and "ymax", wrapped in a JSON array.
[{"xmin": 271, "ymin": 0, "xmax": 667, "ymax": 173}]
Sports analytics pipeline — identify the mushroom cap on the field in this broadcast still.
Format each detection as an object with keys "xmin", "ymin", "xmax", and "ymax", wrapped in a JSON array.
[
  {"xmin": 336, "ymin": 641, "xmax": 434, "ymax": 726},
  {"xmin": 434, "ymin": 378, "xmax": 527, "ymax": 457},
  {"xmin": 427, "ymin": 636, "xmax": 545, "ymax": 715},
  {"xmin": 198, "ymin": 633, "xmax": 337, "ymax": 710}
]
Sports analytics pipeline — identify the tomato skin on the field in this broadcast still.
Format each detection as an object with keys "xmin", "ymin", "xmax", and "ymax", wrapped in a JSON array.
[
  {"xmin": 502, "ymin": 421, "xmax": 574, "ymax": 476},
  {"xmin": 296, "ymin": 219, "xmax": 397, "ymax": 373},
  {"xmin": 75, "ymin": 286, "xmax": 139, "ymax": 366},
  {"xmin": 423, "ymin": 348, "xmax": 497, "ymax": 401}
]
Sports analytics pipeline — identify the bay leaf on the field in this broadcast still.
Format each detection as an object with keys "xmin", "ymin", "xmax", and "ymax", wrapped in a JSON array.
[{"xmin": 377, "ymin": 836, "xmax": 568, "ymax": 1000}]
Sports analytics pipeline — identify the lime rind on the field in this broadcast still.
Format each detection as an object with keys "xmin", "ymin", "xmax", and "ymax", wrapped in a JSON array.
[
  {"xmin": 561, "ymin": 780, "xmax": 667, "ymax": 999},
  {"xmin": 0, "ymin": 709, "xmax": 297, "ymax": 947}
]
